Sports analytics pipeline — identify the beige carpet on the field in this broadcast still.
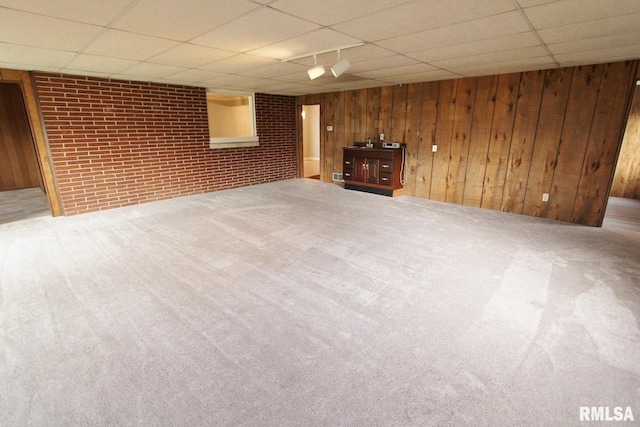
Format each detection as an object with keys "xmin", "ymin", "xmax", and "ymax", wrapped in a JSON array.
[{"xmin": 1, "ymin": 179, "xmax": 639, "ymax": 426}]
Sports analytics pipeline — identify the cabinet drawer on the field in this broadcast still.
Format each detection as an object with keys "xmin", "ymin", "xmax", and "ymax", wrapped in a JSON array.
[
  {"xmin": 343, "ymin": 171, "xmax": 354, "ymax": 180},
  {"xmin": 379, "ymin": 172, "xmax": 393, "ymax": 186},
  {"xmin": 343, "ymin": 158, "xmax": 354, "ymax": 168},
  {"xmin": 380, "ymin": 159, "xmax": 394, "ymax": 172}
]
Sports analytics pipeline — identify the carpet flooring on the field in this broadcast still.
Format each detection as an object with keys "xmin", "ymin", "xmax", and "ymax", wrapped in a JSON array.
[{"xmin": 1, "ymin": 179, "xmax": 639, "ymax": 426}]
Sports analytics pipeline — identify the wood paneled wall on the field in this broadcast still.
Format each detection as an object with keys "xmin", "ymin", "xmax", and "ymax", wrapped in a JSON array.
[
  {"xmin": 611, "ymin": 85, "xmax": 640, "ymax": 199},
  {"xmin": 0, "ymin": 82, "xmax": 41, "ymax": 190},
  {"xmin": 297, "ymin": 60, "xmax": 638, "ymax": 227}
]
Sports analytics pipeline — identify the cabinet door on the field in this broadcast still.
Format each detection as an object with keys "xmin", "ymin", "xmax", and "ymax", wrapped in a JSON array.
[
  {"xmin": 366, "ymin": 158, "xmax": 380, "ymax": 184},
  {"xmin": 354, "ymin": 157, "xmax": 367, "ymax": 182}
]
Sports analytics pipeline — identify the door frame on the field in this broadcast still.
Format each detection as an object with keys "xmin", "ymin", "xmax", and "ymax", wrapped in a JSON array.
[{"xmin": 0, "ymin": 69, "xmax": 61, "ymax": 216}]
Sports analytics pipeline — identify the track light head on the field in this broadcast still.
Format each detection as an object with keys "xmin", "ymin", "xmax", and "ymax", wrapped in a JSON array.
[
  {"xmin": 331, "ymin": 58, "xmax": 350, "ymax": 78},
  {"xmin": 307, "ymin": 64, "xmax": 326, "ymax": 80}
]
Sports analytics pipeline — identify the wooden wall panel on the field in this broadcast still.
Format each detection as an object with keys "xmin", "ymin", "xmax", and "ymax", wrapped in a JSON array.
[
  {"xmin": 431, "ymin": 79, "xmax": 457, "ymax": 202},
  {"xmin": 378, "ymin": 86, "xmax": 393, "ymax": 141},
  {"xmin": 447, "ymin": 77, "xmax": 477, "ymax": 205},
  {"xmin": 322, "ymin": 92, "xmax": 336, "ymax": 183},
  {"xmin": 502, "ymin": 70, "xmax": 545, "ymax": 214},
  {"xmin": 546, "ymin": 64, "xmax": 604, "ymax": 222},
  {"xmin": 481, "ymin": 73, "xmax": 520, "ymax": 211},
  {"xmin": 390, "ymin": 84, "xmax": 408, "ymax": 142},
  {"xmin": 332, "ymin": 91, "xmax": 346, "ymax": 181},
  {"xmin": 365, "ymin": 87, "xmax": 381, "ymax": 141},
  {"xmin": 611, "ymin": 84, "xmax": 640, "ymax": 199},
  {"xmin": 0, "ymin": 82, "xmax": 41, "ymax": 190},
  {"xmin": 522, "ymin": 67, "xmax": 573, "ymax": 218},
  {"xmin": 403, "ymin": 83, "xmax": 423, "ymax": 196},
  {"xmin": 297, "ymin": 60, "xmax": 638, "ymax": 226},
  {"xmin": 463, "ymin": 75, "xmax": 498, "ymax": 207},
  {"xmin": 573, "ymin": 61, "xmax": 639, "ymax": 224},
  {"xmin": 414, "ymin": 82, "xmax": 439, "ymax": 199},
  {"xmin": 354, "ymin": 89, "xmax": 368, "ymax": 142}
]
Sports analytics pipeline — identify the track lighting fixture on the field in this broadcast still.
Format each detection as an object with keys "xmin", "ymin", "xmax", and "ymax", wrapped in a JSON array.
[
  {"xmin": 307, "ymin": 55, "xmax": 325, "ymax": 80},
  {"xmin": 281, "ymin": 42, "xmax": 362, "ymax": 81},
  {"xmin": 331, "ymin": 51, "xmax": 350, "ymax": 77}
]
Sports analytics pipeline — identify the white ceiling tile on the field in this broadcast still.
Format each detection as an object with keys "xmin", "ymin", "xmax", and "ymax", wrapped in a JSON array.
[
  {"xmin": 117, "ymin": 62, "xmax": 188, "ymax": 79},
  {"xmin": 146, "ymin": 44, "xmax": 236, "ymax": 68},
  {"xmin": 198, "ymin": 54, "xmax": 277, "ymax": 74},
  {"xmin": 249, "ymin": 29, "xmax": 362, "ymax": 60},
  {"xmin": 112, "ymin": 0, "xmax": 259, "ymax": 41},
  {"xmin": 354, "ymin": 63, "xmax": 437, "ymax": 79},
  {"xmin": 431, "ymin": 46, "xmax": 550, "ymax": 69},
  {"xmin": 408, "ymin": 32, "xmax": 541, "ymax": 62},
  {"xmin": 0, "ymin": 8, "xmax": 103, "ymax": 51},
  {"xmin": 0, "ymin": 0, "xmax": 132, "ymax": 26},
  {"xmin": 523, "ymin": 0, "xmax": 640, "ymax": 30},
  {"xmin": 456, "ymin": 57, "xmax": 557, "ymax": 76},
  {"xmin": 0, "ymin": 42, "xmax": 76, "ymax": 67},
  {"xmin": 191, "ymin": 7, "xmax": 320, "ymax": 52},
  {"xmin": 515, "ymin": 0, "xmax": 557, "ymax": 7},
  {"xmin": 82, "ymin": 29, "xmax": 179, "ymax": 60},
  {"xmin": 548, "ymin": 31, "xmax": 640, "ymax": 55},
  {"xmin": 382, "ymin": 69, "xmax": 461, "ymax": 84},
  {"xmin": 538, "ymin": 13, "xmax": 640, "ymax": 44},
  {"xmin": 0, "ymin": 61, "xmax": 60, "ymax": 73},
  {"xmin": 376, "ymin": 11, "xmax": 531, "ymax": 54},
  {"xmin": 165, "ymin": 69, "xmax": 226, "ymax": 82},
  {"xmin": 269, "ymin": 0, "xmax": 412, "ymax": 26},
  {"xmin": 555, "ymin": 44, "xmax": 640, "ymax": 66},
  {"xmin": 63, "ymin": 53, "xmax": 138, "ymax": 73},
  {"xmin": 349, "ymin": 55, "xmax": 421, "ymax": 73},
  {"xmin": 333, "ymin": 0, "xmax": 515, "ymax": 42},
  {"xmin": 238, "ymin": 62, "xmax": 309, "ymax": 79}
]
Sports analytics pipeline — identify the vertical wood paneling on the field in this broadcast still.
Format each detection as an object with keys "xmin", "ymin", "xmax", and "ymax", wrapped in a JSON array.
[
  {"xmin": 366, "ymin": 87, "xmax": 380, "ymax": 140},
  {"xmin": 447, "ymin": 77, "xmax": 477, "ymax": 204},
  {"xmin": 391, "ymin": 84, "xmax": 408, "ymax": 142},
  {"xmin": 332, "ymin": 91, "xmax": 346, "ymax": 180},
  {"xmin": 502, "ymin": 70, "xmax": 545, "ymax": 213},
  {"xmin": 0, "ymin": 82, "xmax": 41, "ymax": 190},
  {"xmin": 1, "ymin": 69, "xmax": 61, "ymax": 215},
  {"xmin": 431, "ymin": 79, "xmax": 457, "ymax": 202},
  {"xmin": 378, "ymin": 86, "xmax": 393, "ymax": 140},
  {"xmin": 344, "ymin": 90, "xmax": 357, "ymax": 146},
  {"xmin": 522, "ymin": 67, "xmax": 573, "ymax": 218},
  {"xmin": 308, "ymin": 60, "xmax": 638, "ymax": 226},
  {"xmin": 322, "ymin": 92, "xmax": 336, "ymax": 183},
  {"xmin": 354, "ymin": 89, "xmax": 368, "ymax": 142},
  {"xmin": 463, "ymin": 75, "xmax": 498, "ymax": 207},
  {"xmin": 403, "ymin": 83, "xmax": 424, "ymax": 196},
  {"xmin": 482, "ymin": 72, "xmax": 520, "ymax": 211},
  {"xmin": 573, "ymin": 61, "xmax": 638, "ymax": 225},
  {"xmin": 414, "ymin": 82, "xmax": 440, "ymax": 199},
  {"xmin": 611, "ymin": 87, "xmax": 640, "ymax": 199},
  {"xmin": 546, "ymin": 64, "xmax": 604, "ymax": 222}
]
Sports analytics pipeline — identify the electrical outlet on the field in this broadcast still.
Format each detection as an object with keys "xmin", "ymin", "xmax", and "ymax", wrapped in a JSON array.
[
  {"xmin": 432, "ymin": 145, "xmax": 438, "ymax": 152},
  {"xmin": 327, "ymin": 126, "xmax": 333, "ymax": 131},
  {"xmin": 542, "ymin": 193, "xmax": 549, "ymax": 202},
  {"xmin": 380, "ymin": 133, "xmax": 384, "ymax": 141}
]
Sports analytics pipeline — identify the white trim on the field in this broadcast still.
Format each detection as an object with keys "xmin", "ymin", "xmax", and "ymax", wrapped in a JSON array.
[{"xmin": 210, "ymin": 136, "xmax": 259, "ymax": 149}]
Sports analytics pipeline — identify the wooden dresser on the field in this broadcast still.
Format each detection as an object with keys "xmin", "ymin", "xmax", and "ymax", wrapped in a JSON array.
[{"xmin": 342, "ymin": 146, "xmax": 404, "ymax": 197}]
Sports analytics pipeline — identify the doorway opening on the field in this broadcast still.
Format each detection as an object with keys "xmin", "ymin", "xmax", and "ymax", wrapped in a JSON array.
[
  {"xmin": 603, "ymin": 80, "xmax": 640, "ymax": 241},
  {"xmin": 0, "ymin": 81, "xmax": 51, "ymax": 223},
  {"xmin": 302, "ymin": 104, "xmax": 320, "ymax": 179}
]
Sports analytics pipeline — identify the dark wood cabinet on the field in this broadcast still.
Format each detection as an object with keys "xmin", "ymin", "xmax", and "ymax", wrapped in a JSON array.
[{"xmin": 342, "ymin": 147, "xmax": 404, "ymax": 197}]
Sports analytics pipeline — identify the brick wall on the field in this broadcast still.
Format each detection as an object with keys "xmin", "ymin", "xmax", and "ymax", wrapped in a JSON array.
[{"xmin": 34, "ymin": 73, "xmax": 297, "ymax": 215}]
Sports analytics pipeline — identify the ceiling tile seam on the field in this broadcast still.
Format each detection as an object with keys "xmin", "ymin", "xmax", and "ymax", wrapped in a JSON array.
[
  {"xmin": 511, "ymin": 0, "xmax": 559, "ymax": 68},
  {"xmin": 58, "ymin": 0, "xmax": 141, "ymax": 73}
]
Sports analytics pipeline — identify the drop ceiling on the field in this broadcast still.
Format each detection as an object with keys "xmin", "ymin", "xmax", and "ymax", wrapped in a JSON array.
[{"xmin": 0, "ymin": 0, "xmax": 639, "ymax": 96}]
